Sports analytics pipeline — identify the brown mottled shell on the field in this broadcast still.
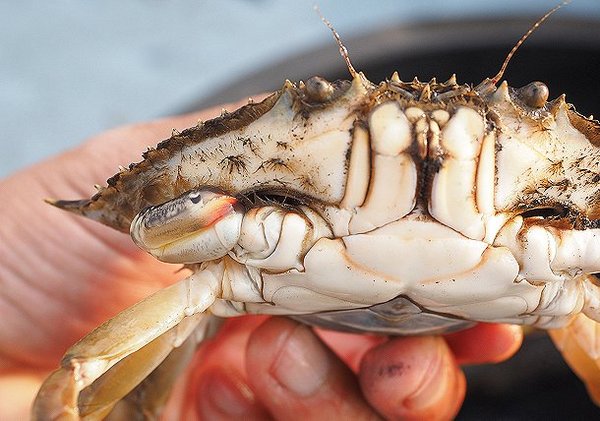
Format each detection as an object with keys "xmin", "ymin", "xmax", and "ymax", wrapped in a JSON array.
[
  {"xmin": 51, "ymin": 74, "xmax": 600, "ymax": 234},
  {"xmin": 52, "ymin": 93, "xmax": 281, "ymax": 232}
]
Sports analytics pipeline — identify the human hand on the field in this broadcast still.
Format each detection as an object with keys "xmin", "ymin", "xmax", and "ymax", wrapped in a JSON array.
[
  {"xmin": 180, "ymin": 316, "xmax": 521, "ymax": 420},
  {"xmin": 0, "ymin": 100, "xmax": 522, "ymax": 420}
]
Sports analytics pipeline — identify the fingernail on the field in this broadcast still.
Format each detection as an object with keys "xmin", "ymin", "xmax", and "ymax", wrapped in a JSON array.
[
  {"xmin": 200, "ymin": 370, "xmax": 256, "ymax": 417},
  {"xmin": 404, "ymin": 339, "xmax": 451, "ymax": 411},
  {"xmin": 270, "ymin": 325, "xmax": 330, "ymax": 397}
]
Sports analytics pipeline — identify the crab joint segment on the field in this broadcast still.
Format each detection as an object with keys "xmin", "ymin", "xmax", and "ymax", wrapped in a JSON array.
[
  {"xmin": 32, "ymin": 263, "xmax": 224, "ymax": 420},
  {"xmin": 130, "ymin": 189, "xmax": 243, "ymax": 264},
  {"xmin": 494, "ymin": 217, "xmax": 600, "ymax": 323},
  {"xmin": 429, "ymin": 106, "xmax": 487, "ymax": 240},
  {"xmin": 348, "ymin": 101, "xmax": 417, "ymax": 233},
  {"xmin": 232, "ymin": 205, "xmax": 333, "ymax": 272}
]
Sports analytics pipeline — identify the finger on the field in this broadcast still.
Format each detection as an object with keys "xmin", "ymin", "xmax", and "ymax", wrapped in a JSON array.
[
  {"xmin": 168, "ymin": 316, "xmax": 270, "ymax": 420},
  {"xmin": 315, "ymin": 328, "xmax": 386, "ymax": 372},
  {"xmin": 195, "ymin": 368, "xmax": 270, "ymax": 420},
  {"xmin": 0, "ymin": 372, "xmax": 45, "ymax": 420},
  {"xmin": 246, "ymin": 317, "xmax": 378, "ymax": 420},
  {"xmin": 444, "ymin": 323, "xmax": 523, "ymax": 365},
  {"xmin": 359, "ymin": 336, "xmax": 465, "ymax": 421}
]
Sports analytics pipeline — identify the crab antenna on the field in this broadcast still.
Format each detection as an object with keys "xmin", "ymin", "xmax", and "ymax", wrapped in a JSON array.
[
  {"xmin": 314, "ymin": 5, "xmax": 358, "ymax": 78},
  {"xmin": 490, "ymin": 0, "xmax": 570, "ymax": 85}
]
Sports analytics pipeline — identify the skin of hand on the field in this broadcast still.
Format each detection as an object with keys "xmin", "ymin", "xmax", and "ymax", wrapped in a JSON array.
[{"xmin": 0, "ymin": 99, "xmax": 523, "ymax": 420}]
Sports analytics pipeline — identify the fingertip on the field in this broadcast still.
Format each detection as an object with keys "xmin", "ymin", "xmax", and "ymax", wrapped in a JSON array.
[
  {"xmin": 246, "ymin": 318, "xmax": 376, "ymax": 419},
  {"xmin": 315, "ymin": 328, "xmax": 387, "ymax": 373},
  {"xmin": 181, "ymin": 316, "xmax": 270, "ymax": 420},
  {"xmin": 246, "ymin": 318, "xmax": 332, "ymax": 399},
  {"xmin": 445, "ymin": 323, "xmax": 523, "ymax": 365},
  {"xmin": 0, "ymin": 372, "xmax": 44, "ymax": 421},
  {"xmin": 359, "ymin": 336, "xmax": 465, "ymax": 421},
  {"xmin": 196, "ymin": 368, "xmax": 268, "ymax": 420}
]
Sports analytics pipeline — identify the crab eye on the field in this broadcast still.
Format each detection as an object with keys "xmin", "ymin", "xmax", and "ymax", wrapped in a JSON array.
[
  {"xmin": 301, "ymin": 76, "xmax": 351, "ymax": 104},
  {"xmin": 305, "ymin": 76, "xmax": 335, "ymax": 102},
  {"xmin": 518, "ymin": 81, "xmax": 549, "ymax": 108},
  {"xmin": 189, "ymin": 191, "xmax": 203, "ymax": 204}
]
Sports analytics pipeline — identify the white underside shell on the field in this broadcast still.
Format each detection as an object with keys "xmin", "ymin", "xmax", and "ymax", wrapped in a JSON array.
[
  {"xmin": 198, "ymin": 99, "xmax": 600, "ymax": 328},
  {"xmin": 348, "ymin": 102, "xmax": 416, "ymax": 233},
  {"xmin": 339, "ymin": 125, "xmax": 370, "ymax": 210},
  {"xmin": 493, "ymin": 95, "xmax": 600, "ymax": 213},
  {"xmin": 344, "ymin": 219, "xmax": 489, "ymax": 288},
  {"xmin": 349, "ymin": 154, "xmax": 417, "ymax": 233},
  {"xmin": 429, "ymin": 107, "xmax": 485, "ymax": 240},
  {"xmin": 552, "ymin": 229, "xmax": 600, "ymax": 274},
  {"xmin": 172, "ymin": 80, "xmax": 369, "ymax": 204},
  {"xmin": 232, "ymin": 218, "xmax": 543, "ymax": 322}
]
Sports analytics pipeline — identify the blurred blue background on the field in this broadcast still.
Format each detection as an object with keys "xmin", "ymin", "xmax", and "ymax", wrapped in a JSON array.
[{"xmin": 1, "ymin": 0, "xmax": 599, "ymax": 177}]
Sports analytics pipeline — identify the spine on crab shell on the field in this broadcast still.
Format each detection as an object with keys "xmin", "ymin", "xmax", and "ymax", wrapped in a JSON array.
[{"xmin": 45, "ymin": 197, "xmax": 92, "ymax": 215}]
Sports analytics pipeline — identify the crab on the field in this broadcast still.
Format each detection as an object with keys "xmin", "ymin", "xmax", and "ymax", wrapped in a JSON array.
[{"xmin": 32, "ymin": 4, "xmax": 600, "ymax": 420}]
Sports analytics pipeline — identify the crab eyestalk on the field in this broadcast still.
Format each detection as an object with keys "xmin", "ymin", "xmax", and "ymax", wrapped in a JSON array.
[{"xmin": 130, "ymin": 189, "xmax": 244, "ymax": 264}]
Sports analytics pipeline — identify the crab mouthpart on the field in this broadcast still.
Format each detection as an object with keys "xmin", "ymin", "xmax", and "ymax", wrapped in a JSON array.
[{"xmin": 130, "ymin": 189, "xmax": 243, "ymax": 264}]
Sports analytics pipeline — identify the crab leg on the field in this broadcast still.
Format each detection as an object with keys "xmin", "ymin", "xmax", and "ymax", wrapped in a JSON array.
[
  {"xmin": 92, "ymin": 313, "xmax": 222, "ymax": 419},
  {"xmin": 32, "ymin": 264, "xmax": 224, "ymax": 420},
  {"xmin": 33, "ymin": 190, "xmax": 246, "ymax": 420},
  {"xmin": 492, "ymin": 217, "xmax": 600, "ymax": 401},
  {"xmin": 104, "ymin": 329, "xmax": 200, "ymax": 419},
  {"xmin": 549, "ymin": 309, "xmax": 600, "ymax": 405}
]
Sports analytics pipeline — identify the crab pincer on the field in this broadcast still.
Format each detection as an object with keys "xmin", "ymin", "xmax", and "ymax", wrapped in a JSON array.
[{"xmin": 130, "ymin": 189, "xmax": 244, "ymax": 264}]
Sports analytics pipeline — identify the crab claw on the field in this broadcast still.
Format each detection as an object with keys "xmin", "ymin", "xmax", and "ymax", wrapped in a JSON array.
[{"xmin": 130, "ymin": 189, "xmax": 243, "ymax": 264}]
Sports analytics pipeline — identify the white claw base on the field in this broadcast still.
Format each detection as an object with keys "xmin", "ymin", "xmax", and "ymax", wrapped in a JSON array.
[{"xmin": 130, "ymin": 189, "xmax": 243, "ymax": 264}]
